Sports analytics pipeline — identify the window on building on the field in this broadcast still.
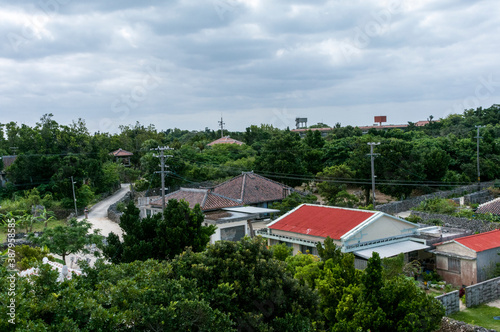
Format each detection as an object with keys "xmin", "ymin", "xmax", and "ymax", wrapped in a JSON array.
[
  {"xmin": 448, "ymin": 257, "xmax": 461, "ymax": 273},
  {"xmin": 146, "ymin": 209, "xmax": 151, "ymax": 217},
  {"xmin": 221, "ymin": 225, "xmax": 246, "ymax": 242},
  {"xmin": 300, "ymin": 244, "xmax": 317, "ymax": 255}
]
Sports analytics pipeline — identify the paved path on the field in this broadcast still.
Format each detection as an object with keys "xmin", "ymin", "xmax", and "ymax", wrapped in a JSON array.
[
  {"xmin": 79, "ymin": 183, "xmax": 129, "ymax": 239},
  {"xmin": 58, "ymin": 184, "xmax": 130, "ymax": 269}
]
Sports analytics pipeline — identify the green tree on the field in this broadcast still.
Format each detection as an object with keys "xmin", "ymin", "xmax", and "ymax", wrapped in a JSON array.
[
  {"xmin": 316, "ymin": 164, "xmax": 358, "ymax": 206},
  {"xmin": 28, "ymin": 218, "xmax": 102, "ymax": 264},
  {"xmin": 270, "ymin": 191, "xmax": 317, "ymax": 217},
  {"xmin": 103, "ymin": 200, "xmax": 216, "ymax": 263},
  {"xmin": 255, "ymin": 130, "xmax": 308, "ymax": 187}
]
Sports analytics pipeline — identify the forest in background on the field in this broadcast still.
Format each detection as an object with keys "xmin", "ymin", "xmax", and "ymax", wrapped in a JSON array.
[{"xmin": 0, "ymin": 104, "xmax": 499, "ymax": 211}]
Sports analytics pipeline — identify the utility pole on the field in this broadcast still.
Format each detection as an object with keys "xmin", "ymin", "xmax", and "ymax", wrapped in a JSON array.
[
  {"xmin": 367, "ymin": 142, "xmax": 380, "ymax": 206},
  {"xmin": 475, "ymin": 126, "xmax": 483, "ymax": 191},
  {"xmin": 151, "ymin": 146, "xmax": 174, "ymax": 212},
  {"xmin": 218, "ymin": 115, "xmax": 225, "ymax": 139},
  {"xmin": 71, "ymin": 176, "xmax": 78, "ymax": 217}
]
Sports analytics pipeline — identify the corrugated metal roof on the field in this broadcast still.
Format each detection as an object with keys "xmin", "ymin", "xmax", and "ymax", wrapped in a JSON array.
[
  {"xmin": 354, "ymin": 240, "xmax": 429, "ymax": 259},
  {"xmin": 268, "ymin": 204, "xmax": 376, "ymax": 239},
  {"xmin": 454, "ymin": 229, "xmax": 500, "ymax": 252}
]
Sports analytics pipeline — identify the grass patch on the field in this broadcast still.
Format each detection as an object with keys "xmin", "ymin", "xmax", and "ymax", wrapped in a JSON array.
[
  {"xmin": 0, "ymin": 219, "xmax": 67, "ymax": 243},
  {"xmin": 449, "ymin": 304, "xmax": 500, "ymax": 330}
]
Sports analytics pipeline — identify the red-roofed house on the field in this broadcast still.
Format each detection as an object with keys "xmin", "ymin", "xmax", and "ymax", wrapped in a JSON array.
[
  {"xmin": 433, "ymin": 229, "xmax": 500, "ymax": 286},
  {"xmin": 257, "ymin": 204, "xmax": 427, "ymax": 267},
  {"xmin": 109, "ymin": 148, "xmax": 133, "ymax": 166},
  {"xmin": 207, "ymin": 136, "xmax": 244, "ymax": 146}
]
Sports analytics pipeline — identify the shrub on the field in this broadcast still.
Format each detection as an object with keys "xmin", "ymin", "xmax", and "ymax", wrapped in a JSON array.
[
  {"xmin": 116, "ymin": 202, "xmax": 126, "ymax": 213},
  {"xmin": 8, "ymin": 245, "xmax": 55, "ymax": 270},
  {"xmin": 426, "ymin": 218, "xmax": 443, "ymax": 226},
  {"xmin": 414, "ymin": 198, "xmax": 458, "ymax": 214},
  {"xmin": 405, "ymin": 214, "xmax": 423, "ymax": 223}
]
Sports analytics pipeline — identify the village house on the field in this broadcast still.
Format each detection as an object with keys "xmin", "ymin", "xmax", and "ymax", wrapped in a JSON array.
[
  {"xmin": 256, "ymin": 204, "xmax": 431, "ymax": 269},
  {"xmin": 432, "ymin": 229, "xmax": 500, "ymax": 286},
  {"xmin": 138, "ymin": 172, "xmax": 293, "ymax": 243},
  {"xmin": 206, "ymin": 136, "xmax": 244, "ymax": 146}
]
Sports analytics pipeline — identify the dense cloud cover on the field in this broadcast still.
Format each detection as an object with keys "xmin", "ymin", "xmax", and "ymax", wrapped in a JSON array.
[{"xmin": 0, "ymin": 0, "xmax": 499, "ymax": 132}]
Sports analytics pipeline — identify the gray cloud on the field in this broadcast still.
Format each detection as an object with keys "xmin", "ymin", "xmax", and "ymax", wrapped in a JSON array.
[{"xmin": 0, "ymin": 0, "xmax": 499, "ymax": 132}]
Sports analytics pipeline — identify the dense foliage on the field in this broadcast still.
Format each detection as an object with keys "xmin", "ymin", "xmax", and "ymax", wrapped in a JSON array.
[
  {"xmin": 1, "ymin": 105, "xmax": 499, "ymax": 207},
  {"xmin": 102, "ymin": 200, "xmax": 216, "ymax": 263}
]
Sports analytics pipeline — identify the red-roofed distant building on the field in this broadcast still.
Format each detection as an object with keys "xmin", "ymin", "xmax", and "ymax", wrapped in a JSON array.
[
  {"xmin": 109, "ymin": 148, "xmax": 133, "ymax": 166},
  {"xmin": 257, "ymin": 204, "xmax": 426, "ymax": 267},
  {"xmin": 433, "ymin": 229, "xmax": 500, "ymax": 285},
  {"xmin": 207, "ymin": 136, "xmax": 244, "ymax": 146}
]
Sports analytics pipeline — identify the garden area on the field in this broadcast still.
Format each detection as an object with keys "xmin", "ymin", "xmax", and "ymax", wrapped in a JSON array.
[{"xmin": 449, "ymin": 304, "xmax": 500, "ymax": 330}]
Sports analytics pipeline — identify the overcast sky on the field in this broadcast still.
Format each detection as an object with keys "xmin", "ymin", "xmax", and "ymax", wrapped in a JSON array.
[{"xmin": 1, "ymin": 0, "xmax": 499, "ymax": 133}]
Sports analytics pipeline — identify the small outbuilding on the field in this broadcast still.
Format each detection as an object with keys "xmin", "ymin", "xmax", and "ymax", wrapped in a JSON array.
[
  {"xmin": 433, "ymin": 229, "xmax": 500, "ymax": 286},
  {"xmin": 109, "ymin": 148, "xmax": 133, "ymax": 166}
]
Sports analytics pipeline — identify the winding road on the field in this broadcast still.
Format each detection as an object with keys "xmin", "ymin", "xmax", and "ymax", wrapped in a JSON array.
[
  {"xmin": 62, "ymin": 183, "xmax": 130, "ymax": 268},
  {"xmin": 78, "ymin": 183, "xmax": 129, "ymax": 239}
]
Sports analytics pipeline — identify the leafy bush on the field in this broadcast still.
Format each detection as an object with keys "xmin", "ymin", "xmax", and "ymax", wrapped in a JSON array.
[
  {"xmin": 116, "ymin": 202, "xmax": 126, "ymax": 212},
  {"xmin": 414, "ymin": 198, "xmax": 458, "ymax": 214},
  {"xmin": 7, "ymin": 245, "xmax": 55, "ymax": 270},
  {"xmin": 134, "ymin": 178, "xmax": 149, "ymax": 192},
  {"xmin": 405, "ymin": 214, "xmax": 423, "ymax": 223},
  {"xmin": 271, "ymin": 243, "xmax": 293, "ymax": 261},
  {"xmin": 426, "ymin": 218, "xmax": 444, "ymax": 226}
]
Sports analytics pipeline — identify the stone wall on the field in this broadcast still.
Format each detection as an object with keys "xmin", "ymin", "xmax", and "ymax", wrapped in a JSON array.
[
  {"xmin": 438, "ymin": 317, "xmax": 497, "ymax": 332},
  {"xmin": 411, "ymin": 211, "xmax": 500, "ymax": 234},
  {"xmin": 436, "ymin": 291, "xmax": 460, "ymax": 316},
  {"xmin": 465, "ymin": 276, "xmax": 500, "ymax": 308},
  {"xmin": 107, "ymin": 192, "xmax": 132, "ymax": 223},
  {"xmin": 375, "ymin": 182, "xmax": 496, "ymax": 215}
]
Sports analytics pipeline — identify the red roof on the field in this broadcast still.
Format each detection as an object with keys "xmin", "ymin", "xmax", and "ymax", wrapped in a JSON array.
[
  {"xmin": 207, "ymin": 136, "xmax": 244, "ymax": 146},
  {"xmin": 110, "ymin": 148, "xmax": 133, "ymax": 157},
  {"xmin": 454, "ymin": 229, "xmax": 500, "ymax": 252},
  {"xmin": 269, "ymin": 204, "xmax": 376, "ymax": 239}
]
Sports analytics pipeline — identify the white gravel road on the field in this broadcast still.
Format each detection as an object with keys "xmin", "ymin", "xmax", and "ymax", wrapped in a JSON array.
[
  {"xmin": 79, "ymin": 183, "xmax": 129, "ymax": 239},
  {"xmin": 59, "ymin": 184, "xmax": 130, "ymax": 268}
]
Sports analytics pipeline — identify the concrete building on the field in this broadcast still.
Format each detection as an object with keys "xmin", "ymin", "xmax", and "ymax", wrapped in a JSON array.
[
  {"xmin": 433, "ymin": 229, "xmax": 500, "ymax": 286},
  {"xmin": 256, "ymin": 204, "xmax": 430, "ymax": 269}
]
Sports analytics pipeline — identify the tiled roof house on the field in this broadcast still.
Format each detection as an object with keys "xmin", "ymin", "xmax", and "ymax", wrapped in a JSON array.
[
  {"xmin": 150, "ymin": 188, "xmax": 242, "ymax": 212},
  {"xmin": 207, "ymin": 136, "xmax": 244, "ymax": 146},
  {"xmin": 476, "ymin": 197, "xmax": 500, "ymax": 215},
  {"xmin": 109, "ymin": 148, "xmax": 133, "ymax": 166},
  {"xmin": 141, "ymin": 172, "xmax": 293, "ymax": 215}
]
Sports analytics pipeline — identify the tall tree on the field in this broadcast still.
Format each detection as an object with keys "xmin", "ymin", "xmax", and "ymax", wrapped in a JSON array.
[{"xmin": 102, "ymin": 200, "xmax": 216, "ymax": 263}]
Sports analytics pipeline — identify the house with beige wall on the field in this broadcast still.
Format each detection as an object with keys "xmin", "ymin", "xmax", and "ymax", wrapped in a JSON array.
[
  {"xmin": 433, "ymin": 229, "xmax": 500, "ymax": 286},
  {"xmin": 256, "ymin": 204, "xmax": 429, "ymax": 268}
]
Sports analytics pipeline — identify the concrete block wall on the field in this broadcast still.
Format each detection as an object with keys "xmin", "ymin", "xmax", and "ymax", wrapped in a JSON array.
[
  {"xmin": 465, "ymin": 276, "xmax": 500, "ymax": 308},
  {"xmin": 436, "ymin": 291, "xmax": 460, "ymax": 316}
]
